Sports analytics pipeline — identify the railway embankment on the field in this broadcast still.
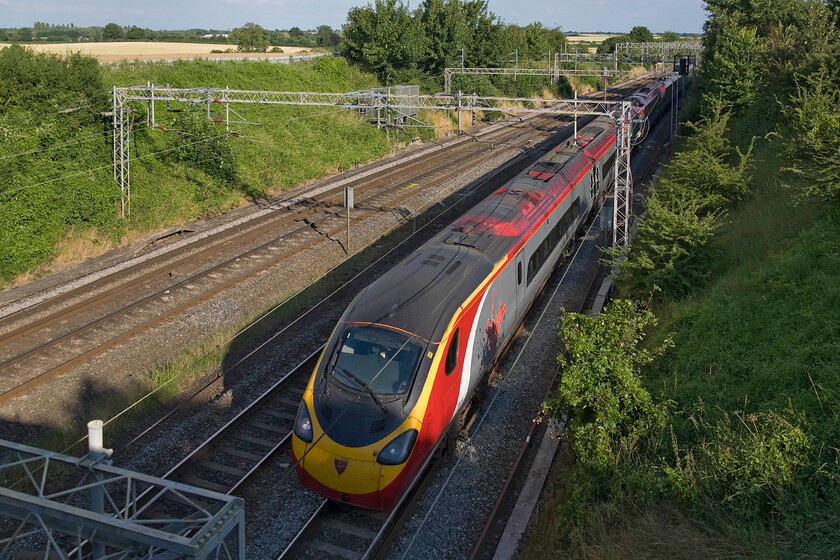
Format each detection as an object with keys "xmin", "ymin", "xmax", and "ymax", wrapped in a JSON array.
[{"xmin": 524, "ymin": 94, "xmax": 840, "ymax": 558}]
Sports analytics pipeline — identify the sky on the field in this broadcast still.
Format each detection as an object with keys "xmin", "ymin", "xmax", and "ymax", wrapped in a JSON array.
[{"xmin": 0, "ymin": 0, "xmax": 708, "ymax": 34}]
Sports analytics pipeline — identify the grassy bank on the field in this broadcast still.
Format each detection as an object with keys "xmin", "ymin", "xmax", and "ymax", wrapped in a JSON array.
[
  {"xmin": 524, "ymin": 104, "xmax": 840, "ymax": 558},
  {"xmin": 0, "ymin": 48, "xmax": 398, "ymax": 286}
]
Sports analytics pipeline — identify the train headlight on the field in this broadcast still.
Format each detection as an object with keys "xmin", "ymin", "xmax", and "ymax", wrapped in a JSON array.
[
  {"xmin": 376, "ymin": 429, "xmax": 419, "ymax": 466},
  {"xmin": 294, "ymin": 402, "xmax": 314, "ymax": 443}
]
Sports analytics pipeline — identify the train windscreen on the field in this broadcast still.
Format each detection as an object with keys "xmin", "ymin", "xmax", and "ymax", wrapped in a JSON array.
[{"xmin": 331, "ymin": 326, "xmax": 423, "ymax": 395}]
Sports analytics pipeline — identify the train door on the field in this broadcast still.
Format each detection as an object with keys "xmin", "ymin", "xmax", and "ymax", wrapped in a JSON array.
[{"xmin": 514, "ymin": 249, "xmax": 526, "ymax": 313}]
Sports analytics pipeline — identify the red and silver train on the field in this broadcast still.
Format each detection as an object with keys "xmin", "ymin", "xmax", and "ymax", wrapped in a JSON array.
[
  {"xmin": 292, "ymin": 76, "xmax": 678, "ymax": 511},
  {"xmin": 629, "ymin": 73, "xmax": 679, "ymax": 144}
]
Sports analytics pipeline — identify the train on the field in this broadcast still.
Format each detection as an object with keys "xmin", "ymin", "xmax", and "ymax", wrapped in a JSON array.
[
  {"xmin": 628, "ymin": 73, "xmax": 679, "ymax": 144},
  {"xmin": 291, "ymin": 75, "xmax": 680, "ymax": 511}
]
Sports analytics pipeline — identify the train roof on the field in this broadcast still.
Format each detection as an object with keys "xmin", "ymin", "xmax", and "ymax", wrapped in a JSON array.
[{"xmin": 344, "ymin": 117, "xmax": 615, "ymax": 345}]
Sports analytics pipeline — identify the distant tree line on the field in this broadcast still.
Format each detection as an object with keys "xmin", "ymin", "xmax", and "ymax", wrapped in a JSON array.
[{"xmin": 0, "ymin": 22, "xmax": 340, "ymax": 48}]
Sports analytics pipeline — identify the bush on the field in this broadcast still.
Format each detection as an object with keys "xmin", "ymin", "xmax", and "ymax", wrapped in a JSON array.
[
  {"xmin": 783, "ymin": 68, "xmax": 840, "ymax": 201},
  {"xmin": 314, "ymin": 55, "xmax": 348, "ymax": 84},
  {"xmin": 171, "ymin": 114, "xmax": 237, "ymax": 186},
  {"xmin": 666, "ymin": 406, "xmax": 812, "ymax": 514},
  {"xmin": 544, "ymin": 299, "xmax": 671, "ymax": 469},
  {"xmin": 612, "ymin": 108, "xmax": 755, "ymax": 299}
]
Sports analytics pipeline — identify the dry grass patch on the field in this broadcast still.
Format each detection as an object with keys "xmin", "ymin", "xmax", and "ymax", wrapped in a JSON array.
[{"xmin": 565, "ymin": 34, "xmax": 618, "ymax": 43}]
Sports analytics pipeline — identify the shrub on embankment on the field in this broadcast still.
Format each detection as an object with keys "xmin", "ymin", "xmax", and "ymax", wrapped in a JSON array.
[
  {"xmin": 0, "ymin": 47, "xmax": 389, "ymax": 286},
  {"xmin": 533, "ymin": 110, "xmax": 840, "ymax": 560},
  {"xmin": 532, "ymin": 1, "xmax": 840, "ymax": 557}
]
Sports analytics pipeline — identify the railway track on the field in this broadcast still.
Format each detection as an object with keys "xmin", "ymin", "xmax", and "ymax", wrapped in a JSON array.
[
  {"xmin": 4, "ymin": 78, "xmax": 657, "ymax": 557},
  {"xmin": 0, "ymin": 81, "xmax": 647, "ymax": 410},
  {"xmin": 162, "ymin": 349, "xmax": 321, "ymax": 494},
  {"xmin": 0, "ymin": 114, "xmax": 567, "ymax": 405}
]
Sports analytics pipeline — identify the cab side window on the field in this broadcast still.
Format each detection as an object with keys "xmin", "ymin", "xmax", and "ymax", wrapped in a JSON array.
[{"xmin": 445, "ymin": 329, "xmax": 459, "ymax": 375}]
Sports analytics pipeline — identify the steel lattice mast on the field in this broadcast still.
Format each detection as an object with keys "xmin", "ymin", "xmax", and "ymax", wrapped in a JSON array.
[{"xmin": 0, "ymin": 439, "xmax": 245, "ymax": 560}]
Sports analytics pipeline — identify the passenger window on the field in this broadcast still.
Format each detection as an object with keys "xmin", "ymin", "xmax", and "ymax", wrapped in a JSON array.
[{"xmin": 445, "ymin": 329, "xmax": 459, "ymax": 375}]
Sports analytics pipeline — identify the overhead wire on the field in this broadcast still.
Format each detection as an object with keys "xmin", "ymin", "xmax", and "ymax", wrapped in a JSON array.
[
  {"xmin": 0, "ymin": 127, "xmax": 130, "ymax": 162},
  {"xmin": 0, "ymin": 92, "xmax": 113, "ymax": 124}
]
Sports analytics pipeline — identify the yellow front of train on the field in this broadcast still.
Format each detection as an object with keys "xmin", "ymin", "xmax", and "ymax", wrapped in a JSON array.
[{"xmin": 292, "ymin": 383, "xmax": 424, "ymax": 510}]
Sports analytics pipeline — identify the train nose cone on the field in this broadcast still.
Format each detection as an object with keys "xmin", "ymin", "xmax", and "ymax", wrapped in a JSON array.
[{"xmin": 305, "ymin": 443, "xmax": 382, "ymax": 495}]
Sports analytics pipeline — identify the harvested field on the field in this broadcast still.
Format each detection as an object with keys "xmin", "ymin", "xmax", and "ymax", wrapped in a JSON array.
[
  {"xmin": 565, "ymin": 33, "xmax": 617, "ymax": 43},
  {"xmin": 0, "ymin": 41, "xmax": 315, "ymax": 62}
]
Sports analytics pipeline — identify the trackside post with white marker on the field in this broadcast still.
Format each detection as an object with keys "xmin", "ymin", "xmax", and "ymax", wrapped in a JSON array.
[{"xmin": 345, "ymin": 187, "xmax": 354, "ymax": 253}]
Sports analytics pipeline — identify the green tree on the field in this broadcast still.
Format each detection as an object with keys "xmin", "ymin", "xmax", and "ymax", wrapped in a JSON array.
[
  {"xmin": 231, "ymin": 22, "xmax": 269, "ymax": 52},
  {"xmin": 783, "ymin": 68, "xmax": 840, "ymax": 200},
  {"xmin": 315, "ymin": 25, "xmax": 340, "ymax": 47},
  {"xmin": 498, "ymin": 24, "xmax": 526, "ymax": 61},
  {"xmin": 103, "ymin": 23, "xmax": 123, "ymax": 41},
  {"xmin": 627, "ymin": 25, "xmax": 654, "ymax": 43},
  {"xmin": 17, "ymin": 27, "xmax": 32, "ymax": 42},
  {"xmin": 660, "ymin": 30, "xmax": 680, "ymax": 42},
  {"xmin": 127, "ymin": 26, "xmax": 145, "ymax": 40},
  {"xmin": 341, "ymin": 0, "xmax": 428, "ymax": 83},
  {"xmin": 461, "ymin": 0, "xmax": 502, "ymax": 67},
  {"xmin": 597, "ymin": 34, "xmax": 627, "ymax": 53},
  {"xmin": 700, "ymin": 20, "xmax": 763, "ymax": 111},
  {"xmin": 287, "ymin": 26, "xmax": 312, "ymax": 47},
  {"xmin": 419, "ymin": 0, "xmax": 471, "ymax": 76}
]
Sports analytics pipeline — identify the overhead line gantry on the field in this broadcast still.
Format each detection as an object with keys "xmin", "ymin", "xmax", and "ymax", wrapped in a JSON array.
[{"xmin": 112, "ymin": 84, "xmax": 646, "ymax": 250}]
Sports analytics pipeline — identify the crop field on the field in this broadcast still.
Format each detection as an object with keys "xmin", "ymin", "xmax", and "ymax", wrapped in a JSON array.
[
  {"xmin": 564, "ymin": 33, "xmax": 617, "ymax": 43},
  {"xmin": 0, "ymin": 41, "xmax": 314, "ymax": 62}
]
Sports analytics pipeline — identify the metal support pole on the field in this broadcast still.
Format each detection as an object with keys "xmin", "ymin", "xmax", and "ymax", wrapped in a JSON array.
[
  {"xmin": 345, "ymin": 187, "xmax": 353, "ymax": 254},
  {"xmin": 547, "ymin": 50, "xmax": 551, "ymax": 80},
  {"xmin": 112, "ymin": 85, "xmax": 117, "ymax": 186},
  {"xmin": 671, "ymin": 78, "xmax": 679, "ymax": 142},
  {"xmin": 457, "ymin": 91, "xmax": 462, "ymax": 135}
]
